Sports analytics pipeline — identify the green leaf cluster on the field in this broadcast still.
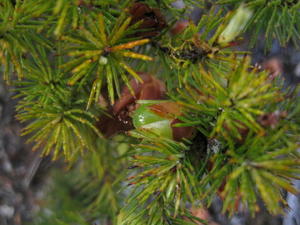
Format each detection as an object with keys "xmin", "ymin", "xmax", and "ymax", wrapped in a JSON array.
[
  {"xmin": 201, "ymin": 127, "xmax": 299, "ymax": 215},
  {"xmin": 62, "ymin": 13, "xmax": 152, "ymax": 105},
  {"xmin": 177, "ymin": 56, "xmax": 282, "ymax": 140},
  {"xmin": 0, "ymin": 0, "xmax": 299, "ymax": 225},
  {"xmin": 119, "ymin": 131, "xmax": 205, "ymax": 224},
  {"xmin": 0, "ymin": 0, "xmax": 52, "ymax": 80},
  {"xmin": 15, "ymin": 44, "xmax": 102, "ymax": 161}
]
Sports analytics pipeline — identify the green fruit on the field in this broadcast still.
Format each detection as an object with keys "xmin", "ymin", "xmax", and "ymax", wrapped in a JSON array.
[
  {"xmin": 140, "ymin": 120, "xmax": 172, "ymax": 139},
  {"xmin": 132, "ymin": 103, "xmax": 173, "ymax": 139},
  {"xmin": 131, "ymin": 101, "xmax": 195, "ymax": 140},
  {"xmin": 132, "ymin": 104, "xmax": 165, "ymax": 127}
]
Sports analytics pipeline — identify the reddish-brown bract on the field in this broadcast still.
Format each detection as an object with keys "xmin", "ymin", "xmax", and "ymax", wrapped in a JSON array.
[
  {"xmin": 148, "ymin": 102, "xmax": 195, "ymax": 141},
  {"xmin": 263, "ymin": 57, "xmax": 283, "ymax": 80},
  {"xmin": 171, "ymin": 118, "xmax": 195, "ymax": 141},
  {"xmin": 129, "ymin": 2, "xmax": 167, "ymax": 38},
  {"xmin": 113, "ymin": 73, "xmax": 166, "ymax": 115},
  {"xmin": 149, "ymin": 101, "xmax": 182, "ymax": 119},
  {"xmin": 258, "ymin": 111, "xmax": 287, "ymax": 129},
  {"xmin": 170, "ymin": 20, "xmax": 189, "ymax": 35}
]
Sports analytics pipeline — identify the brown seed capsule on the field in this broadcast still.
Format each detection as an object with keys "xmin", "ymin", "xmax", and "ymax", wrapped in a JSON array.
[{"xmin": 129, "ymin": 2, "xmax": 167, "ymax": 38}]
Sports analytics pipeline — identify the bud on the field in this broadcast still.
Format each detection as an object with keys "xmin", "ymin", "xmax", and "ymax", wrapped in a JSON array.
[{"xmin": 218, "ymin": 5, "xmax": 252, "ymax": 45}]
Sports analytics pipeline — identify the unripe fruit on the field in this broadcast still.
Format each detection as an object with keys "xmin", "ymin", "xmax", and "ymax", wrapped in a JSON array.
[
  {"xmin": 131, "ymin": 101, "xmax": 195, "ymax": 141},
  {"xmin": 132, "ymin": 103, "xmax": 173, "ymax": 139}
]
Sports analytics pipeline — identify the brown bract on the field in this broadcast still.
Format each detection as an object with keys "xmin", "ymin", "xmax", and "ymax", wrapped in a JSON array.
[
  {"xmin": 96, "ymin": 112, "xmax": 133, "ymax": 138},
  {"xmin": 129, "ymin": 2, "xmax": 167, "ymax": 38},
  {"xmin": 258, "ymin": 111, "xmax": 287, "ymax": 129},
  {"xmin": 113, "ymin": 73, "xmax": 166, "ymax": 116},
  {"xmin": 262, "ymin": 57, "xmax": 283, "ymax": 80},
  {"xmin": 190, "ymin": 207, "xmax": 220, "ymax": 225},
  {"xmin": 171, "ymin": 118, "xmax": 195, "ymax": 141},
  {"xmin": 149, "ymin": 102, "xmax": 182, "ymax": 119},
  {"xmin": 170, "ymin": 20, "xmax": 189, "ymax": 35},
  {"xmin": 148, "ymin": 102, "xmax": 195, "ymax": 141}
]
